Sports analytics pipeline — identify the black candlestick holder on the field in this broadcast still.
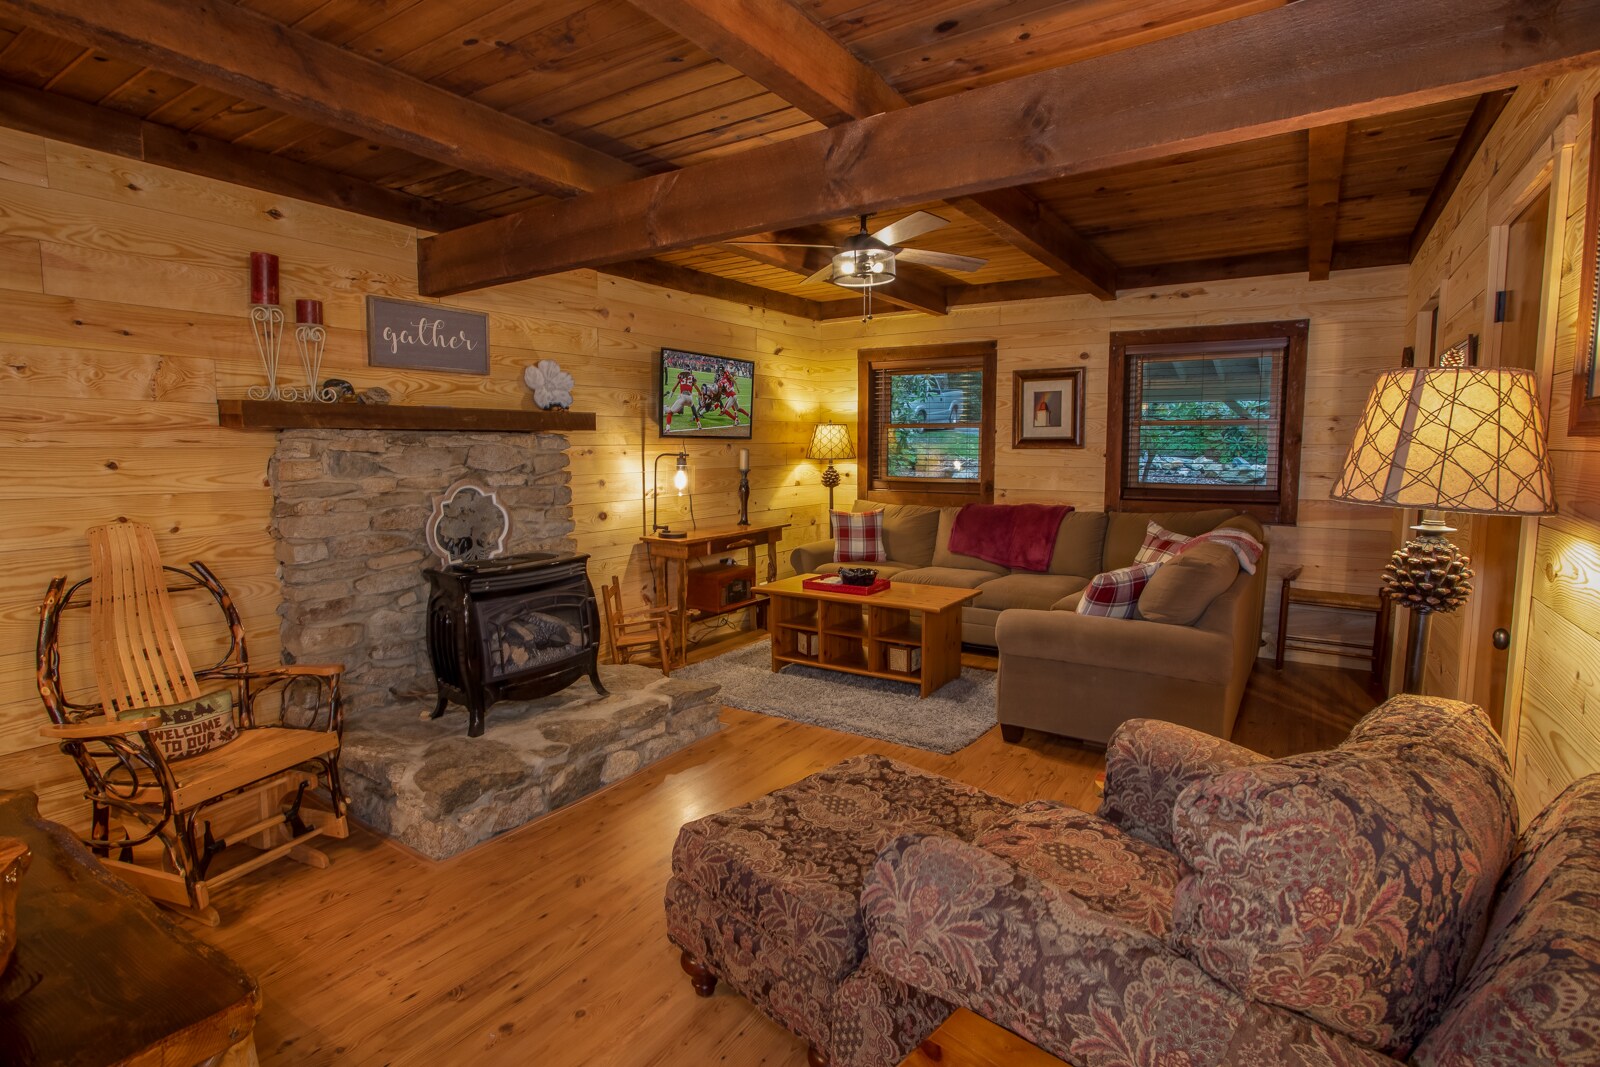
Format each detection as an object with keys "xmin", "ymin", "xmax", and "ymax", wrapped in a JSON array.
[{"xmin": 737, "ymin": 469, "xmax": 750, "ymax": 526}]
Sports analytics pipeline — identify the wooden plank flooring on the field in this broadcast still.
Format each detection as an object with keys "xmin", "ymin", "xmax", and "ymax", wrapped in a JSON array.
[{"xmin": 192, "ymin": 661, "xmax": 1374, "ymax": 1066}]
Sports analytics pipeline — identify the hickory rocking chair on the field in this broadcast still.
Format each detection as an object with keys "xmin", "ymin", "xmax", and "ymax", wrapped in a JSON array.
[{"xmin": 36, "ymin": 521, "xmax": 348, "ymax": 923}]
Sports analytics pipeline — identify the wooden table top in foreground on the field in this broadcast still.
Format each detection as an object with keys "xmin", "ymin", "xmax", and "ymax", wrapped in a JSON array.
[
  {"xmin": 902, "ymin": 1008, "xmax": 1071, "ymax": 1066},
  {"xmin": 757, "ymin": 574, "xmax": 981, "ymax": 612}
]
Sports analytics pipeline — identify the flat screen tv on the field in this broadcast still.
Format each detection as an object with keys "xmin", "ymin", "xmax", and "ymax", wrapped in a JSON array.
[{"xmin": 657, "ymin": 347, "xmax": 755, "ymax": 439}]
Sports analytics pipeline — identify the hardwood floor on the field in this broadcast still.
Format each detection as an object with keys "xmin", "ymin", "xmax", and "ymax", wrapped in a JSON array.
[{"xmin": 194, "ymin": 661, "xmax": 1375, "ymax": 1066}]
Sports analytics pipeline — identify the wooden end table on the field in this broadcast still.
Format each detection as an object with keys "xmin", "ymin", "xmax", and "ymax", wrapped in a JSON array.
[
  {"xmin": 901, "ymin": 1009, "xmax": 1070, "ymax": 1066},
  {"xmin": 755, "ymin": 575, "xmax": 979, "ymax": 697}
]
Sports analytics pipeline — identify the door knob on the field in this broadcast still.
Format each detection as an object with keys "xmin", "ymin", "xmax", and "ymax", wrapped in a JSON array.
[{"xmin": 1492, "ymin": 628, "xmax": 1511, "ymax": 651}]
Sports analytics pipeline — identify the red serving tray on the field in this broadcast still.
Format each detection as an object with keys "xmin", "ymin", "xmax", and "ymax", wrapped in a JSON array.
[{"xmin": 802, "ymin": 576, "xmax": 892, "ymax": 596}]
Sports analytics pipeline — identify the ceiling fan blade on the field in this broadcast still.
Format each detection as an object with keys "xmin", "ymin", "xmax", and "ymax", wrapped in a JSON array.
[
  {"xmin": 895, "ymin": 248, "xmax": 989, "ymax": 272},
  {"xmin": 801, "ymin": 263, "xmax": 835, "ymax": 286},
  {"xmin": 723, "ymin": 241, "xmax": 838, "ymax": 248},
  {"xmin": 872, "ymin": 210, "xmax": 948, "ymax": 247}
]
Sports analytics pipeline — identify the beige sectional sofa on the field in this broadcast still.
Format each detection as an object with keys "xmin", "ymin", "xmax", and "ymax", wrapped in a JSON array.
[{"xmin": 790, "ymin": 500, "xmax": 1268, "ymax": 745}]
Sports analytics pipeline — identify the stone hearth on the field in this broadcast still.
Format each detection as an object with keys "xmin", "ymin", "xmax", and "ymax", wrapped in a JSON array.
[{"xmin": 340, "ymin": 664, "xmax": 720, "ymax": 859}]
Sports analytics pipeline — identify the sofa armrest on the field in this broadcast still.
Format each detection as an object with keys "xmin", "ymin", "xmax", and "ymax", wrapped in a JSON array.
[
  {"xmin": 996, "ymin": 609, "xmax": 1233, "ymax": 685},
  {"xmin": 862, "ymin": 834, "xmax": 1397, "ymax": 1066},
  {"xmin": 790, "ymin": 539, "xmax": 836, "ymax": 574},
  {"xmin": 1098, "ymin": 719, "xmax": 1268, "ymax": 852}
]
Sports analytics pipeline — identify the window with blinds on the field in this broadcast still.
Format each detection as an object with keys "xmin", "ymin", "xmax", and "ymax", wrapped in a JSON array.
[
  {"xmin": 1108, "ymin": 322, "xmax": 1307, "ymax": 525},
  {"xmin": 859, "ymin": 341, "xmax": 996, "ymax": 505}
]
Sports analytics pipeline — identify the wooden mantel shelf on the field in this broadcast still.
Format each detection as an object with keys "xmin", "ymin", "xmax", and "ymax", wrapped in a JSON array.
[{"xmin": 217, "ymin": 399, "xmax": 596, "ymax": 433}]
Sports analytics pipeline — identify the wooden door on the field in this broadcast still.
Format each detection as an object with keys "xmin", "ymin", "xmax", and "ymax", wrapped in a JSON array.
[{"xmin": 1471, "ymin": 192, "xmax": 1549, "ymax": 731}]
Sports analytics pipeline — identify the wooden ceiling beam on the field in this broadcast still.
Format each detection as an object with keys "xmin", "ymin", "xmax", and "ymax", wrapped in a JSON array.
[
  {"xmin": 627, "ymin": 0, "xmax": 1119, "ymax": 301},
  {"xmin": 0, "ymin": 0, "xmax": 643, "ymax": 198},
  {"xmin": 0, "ymin": 77, "xmax": 814, "ymax": 322},
  {"xmin": 0, "ymin": 77, "xmax": 482, "ymax": 232},
  {"xmin": 1409, "ymin": 88, "xmax": 1517, "ymax": 258},
  {"xmin": 420, "ymin": 0, "xmax": 1600, "ymax": 296},
  {"xmin": 1305, "ymin": 122, "xmax": 1349, "ymax": 281}
]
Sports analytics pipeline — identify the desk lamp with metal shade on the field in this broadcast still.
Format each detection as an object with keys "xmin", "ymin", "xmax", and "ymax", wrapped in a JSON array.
[
  {"xmin": 807, "ymin": 423, "xmax": 855, "ymax": 511},
  {"xmin": 651, "ymin": 447, "xmax": 691, "ymax": 539},
  {"xmin": 1331, "ymin": 367, "xmax": 1556, "ymax": 693}
]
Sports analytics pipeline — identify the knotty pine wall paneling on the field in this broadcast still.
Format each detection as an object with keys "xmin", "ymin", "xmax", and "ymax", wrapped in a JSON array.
[
  {"xmin": 0, "ymin": 130, "xmax": 848, "ymax": 822},
  {"xmin": 1409, "ymin": 70, "xmax": 1600, "ymax": 815},
  {"xmin": 819, "ymin": 267, "xmax": 1412, "ymax": 663}
]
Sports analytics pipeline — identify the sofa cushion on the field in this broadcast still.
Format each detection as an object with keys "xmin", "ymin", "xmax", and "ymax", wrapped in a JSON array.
[
  {"xmin": 1136, "ymin": 520, "xmax": 1265, "ymax": 574},
  {"xmin": 1052, "ymin": 590, "xmax": 1084, "ymax": 611},
  {"xmin": 1076, "ymin": 562, "xmax": 1159, "ymax": 618},
  {"xmin": 1046, "ymin": 510, "xmax": 1109, "ymax": 578},
  {"xmin": 854, "ymin": 500, "xmax": 942, "ymax": 568},
  {"xmin": 974, "ymin": 801, "xmax": 1183, "ymax": 939},
  {"xmin": 669, "ymin": 754, "xmax": 1015, "ymax": 983},
  {"xmin": 1137, "ymin": 543, "xmax": 1240, "ymax": 625},
  {"xmin": 893, "ymin": 567, "xmax": 994, "ymax": 590},
  {"xmin": 931, "ymin": 508, "xmax": 1009, "ymax": 575},
  {"xmin": 972, "ymin": 573, "xmax": 1088, "ymax": 612},
  {"xmin": 1103, "ymin": 509, "xmax": 1236, "ymax": 571},
  {"xmin": 1412, "ymin": 774, "xmax": 1600, "ymax": 1067},
  {"xmin": 1170, "ymin": 695, "xmax": 1519, "ymax": 1057},
  {"xmin": 831, "ymin": 509, "xmax": 886, "ymax": 562}
]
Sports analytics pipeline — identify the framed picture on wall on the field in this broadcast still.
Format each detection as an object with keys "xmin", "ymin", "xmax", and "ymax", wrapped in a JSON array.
[{"xmin": 1012, "ymin": 368, "xmax": 1085, "ymax": 448}]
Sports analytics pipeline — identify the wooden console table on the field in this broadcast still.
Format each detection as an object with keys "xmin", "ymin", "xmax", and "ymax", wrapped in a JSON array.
[
  {"xmin": 0, "ymin": 790, "xmax": 259, "ymax": 1066},
  {"xmin": 642, "ymin": 522, "xmax": 787, "ymax": 665}
]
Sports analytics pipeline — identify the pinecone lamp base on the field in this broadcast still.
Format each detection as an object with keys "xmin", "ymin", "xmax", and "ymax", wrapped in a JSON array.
[{"xmin": 1384, "ymin": 516, "xmax": 1475, "ymax": 693}]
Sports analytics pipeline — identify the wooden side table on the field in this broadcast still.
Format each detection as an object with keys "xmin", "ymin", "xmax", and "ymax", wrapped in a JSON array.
[
  {"xmin": 0, "ymin": 790, "xmax": 259, "ymax": 1067},
  {"xmin": 1273, "ymin": 566, "xmax": 1392, "ymax": 688},
  {"xmin": 642, "ymin": 522, "xmax": 787, "ymax": 665},
  {"xmin": 902, "ymin": 1009, "xmax": 1070, "ymax": 1066}
]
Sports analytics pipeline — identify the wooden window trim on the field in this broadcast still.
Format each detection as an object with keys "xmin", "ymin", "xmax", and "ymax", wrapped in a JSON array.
[
  {"xmin": 858, "ymin": 341, "xmax": 996, "ymax": 507},
  {"xmin": 1570, "ymin": 91, "xmax": 1600, "ymax": 436},
  {"xmin": 1106, "ymin": 320, "xmax": 1308, "ymax": 525}
]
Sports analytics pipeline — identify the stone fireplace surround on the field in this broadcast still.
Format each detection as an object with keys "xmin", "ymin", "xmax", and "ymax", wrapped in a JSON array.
[{"xmin": 268, "ymin": 428, "xmax": 721, "ymax": 858}]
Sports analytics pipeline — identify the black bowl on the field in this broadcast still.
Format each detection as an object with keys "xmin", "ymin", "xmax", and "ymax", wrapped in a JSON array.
[{"xmin": 837, "ymin": 567, "xmax": 879, "ymax": 586}]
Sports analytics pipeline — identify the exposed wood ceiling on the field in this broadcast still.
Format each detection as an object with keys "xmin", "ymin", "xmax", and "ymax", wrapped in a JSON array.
[{"xmin": 0, "ymin": 0, "xmax": 1590, "ymax": 319}]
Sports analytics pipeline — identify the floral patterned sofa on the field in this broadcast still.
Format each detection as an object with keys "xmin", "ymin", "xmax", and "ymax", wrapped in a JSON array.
[
  {"xmin": 862, "ymin": 695, "xmax": 1600, "ymax": 1066},
  {"xmin": 667, "ymin": 695, "xmax": 1600, "ymax": 1066}
]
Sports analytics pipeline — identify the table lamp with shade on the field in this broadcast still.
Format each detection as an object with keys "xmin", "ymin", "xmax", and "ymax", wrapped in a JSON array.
[
  {"xmin": 807, "ymin": 422, "xmax": 856, "ymax": 511},
  {"xmin": 1331, "ymin": 367, "xmax": 1556, "ymax": 693}
]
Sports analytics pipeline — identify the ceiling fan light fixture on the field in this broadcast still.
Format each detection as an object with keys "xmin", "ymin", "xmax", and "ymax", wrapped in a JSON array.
[{"xmin": 830, "ymin": 247, "xmax": 895, "ymax": 288}]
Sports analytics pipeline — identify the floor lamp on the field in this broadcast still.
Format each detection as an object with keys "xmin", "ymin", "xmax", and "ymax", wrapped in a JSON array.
[
  {"xmin": 1331, "ymin": 367, "xmax": 1556, "ymax": 693},
  {"xmin": 807, "ymin": 422, "xmax": 855, "ymax": 511}
]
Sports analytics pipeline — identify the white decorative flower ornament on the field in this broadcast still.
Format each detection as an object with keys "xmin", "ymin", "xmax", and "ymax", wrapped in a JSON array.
[{"xmin": 523, "ymin": 359, "xmax": 574, "ymax": 409}]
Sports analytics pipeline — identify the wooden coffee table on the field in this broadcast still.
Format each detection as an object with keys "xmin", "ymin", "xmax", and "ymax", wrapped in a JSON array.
[
  {"xmin": 755, "ymin": 574, "xmax": 980, "ymax": 697},
  {"xmin": 900, "ymin": 1009, "xmax": 1070, "ymax": 1066}
]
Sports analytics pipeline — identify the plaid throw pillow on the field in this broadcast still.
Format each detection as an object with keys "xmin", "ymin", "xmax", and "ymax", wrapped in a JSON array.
[
  {"xmin": 832, "ymin": 509, "xmax": 886, "ymax": 563},
  {"xmin": 1135, "ymin": 521, "xmax": 1264, "ymax": 574},
  {"xmin": 1076, "ymin": 561, "xmax": 1161, "ymax": 618}
]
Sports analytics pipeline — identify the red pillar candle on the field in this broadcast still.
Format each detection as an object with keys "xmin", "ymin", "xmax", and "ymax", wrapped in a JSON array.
[
  {"xmin": 295, "ymin": 299, "xmax": 323, "ymax": 325},
  {"xmin": 249, "ymin": 251, "xmax": 279, "ymax": 305}
]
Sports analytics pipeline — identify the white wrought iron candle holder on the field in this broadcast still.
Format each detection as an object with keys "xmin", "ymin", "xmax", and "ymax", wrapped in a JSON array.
[
  {"xmin": 247, "ymin": 303, "xmax": 287, "ymax": 401},
  {"xmin": 295, "ymin": 322, "xmax": 332, "ymax": 402}
]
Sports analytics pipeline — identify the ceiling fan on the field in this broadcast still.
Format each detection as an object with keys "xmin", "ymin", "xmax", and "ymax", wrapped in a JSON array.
[{"xmin": 727, "ymin": 211, "xmax": 987, "ymax": 290}]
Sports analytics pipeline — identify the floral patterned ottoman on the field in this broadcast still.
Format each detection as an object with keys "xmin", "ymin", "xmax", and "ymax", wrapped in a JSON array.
[{"xmin": 664, "ymin": 754, "xmax": 1017, "ymax": 1067}]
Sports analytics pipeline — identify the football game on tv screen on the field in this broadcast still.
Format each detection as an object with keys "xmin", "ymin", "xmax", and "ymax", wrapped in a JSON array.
[{"xmin": 657, "ymin": 348, "xmax": 755, "ymax": 439}]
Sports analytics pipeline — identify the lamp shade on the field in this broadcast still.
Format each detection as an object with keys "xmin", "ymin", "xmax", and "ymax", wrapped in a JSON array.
[
  {"xmin": 1332, "ymin": 367, "xmax": 1556, "ymax": 515},
  {"xmin": 806, "ymin": 422, "xmax": 856, "ymax": 462}
]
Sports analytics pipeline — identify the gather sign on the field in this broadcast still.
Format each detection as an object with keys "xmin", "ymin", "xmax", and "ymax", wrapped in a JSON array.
[{"xmin": 366, "ymin": 295, "xmax": 490, "ymax": 375}]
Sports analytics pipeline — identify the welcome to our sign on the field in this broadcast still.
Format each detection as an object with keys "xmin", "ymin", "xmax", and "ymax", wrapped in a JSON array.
[{"xmin": 366, "ymin": 296, "xmax": 489, "ymax": 375}]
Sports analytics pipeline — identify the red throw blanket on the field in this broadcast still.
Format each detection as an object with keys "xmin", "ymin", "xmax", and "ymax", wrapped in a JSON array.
[{"xmin": 947, "ymin": 503, "xmax": 1073, "ymax": 572}]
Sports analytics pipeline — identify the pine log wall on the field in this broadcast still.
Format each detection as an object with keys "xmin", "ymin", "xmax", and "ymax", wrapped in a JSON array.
[
  {"xmin": 0, "ymin": 128, "xmax": 850, "ymax": 821},
  {"xmin": 820, "ymin": 266, "xmax": 1412, "ymax": 662},
  {"xmin": 1411, "ymin": 70, "xmax": 1600, "ymax": 816}
]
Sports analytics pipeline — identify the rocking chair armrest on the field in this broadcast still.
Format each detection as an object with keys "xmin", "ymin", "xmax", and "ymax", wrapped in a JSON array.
[
  {"xmin": 40, "ymin": 715, "xmax": 160, "ymax": 740},
  {"xmin": 246, "ymin": 663, "xmax": 344, "ymax": 679}
]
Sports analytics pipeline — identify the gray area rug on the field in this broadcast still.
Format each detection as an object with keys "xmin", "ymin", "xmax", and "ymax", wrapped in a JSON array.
[{"xmin": 677, "ymin": 638, "xmax": 996, "ymax": 753}]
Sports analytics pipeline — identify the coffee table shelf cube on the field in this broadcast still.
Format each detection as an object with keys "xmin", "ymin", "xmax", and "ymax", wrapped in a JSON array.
[{"xmin": 757, "ymin": 575, "xmax": 980, "ymax": 697}]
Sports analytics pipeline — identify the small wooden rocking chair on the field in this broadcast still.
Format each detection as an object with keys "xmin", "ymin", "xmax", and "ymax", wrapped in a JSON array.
[
  {"xmin": 36, "ymin": 521, "xmax": 348, "ymax": 924},
  {"xmin": 600, "ymin": 576, "xmax": 673, "ymax": 674}
]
